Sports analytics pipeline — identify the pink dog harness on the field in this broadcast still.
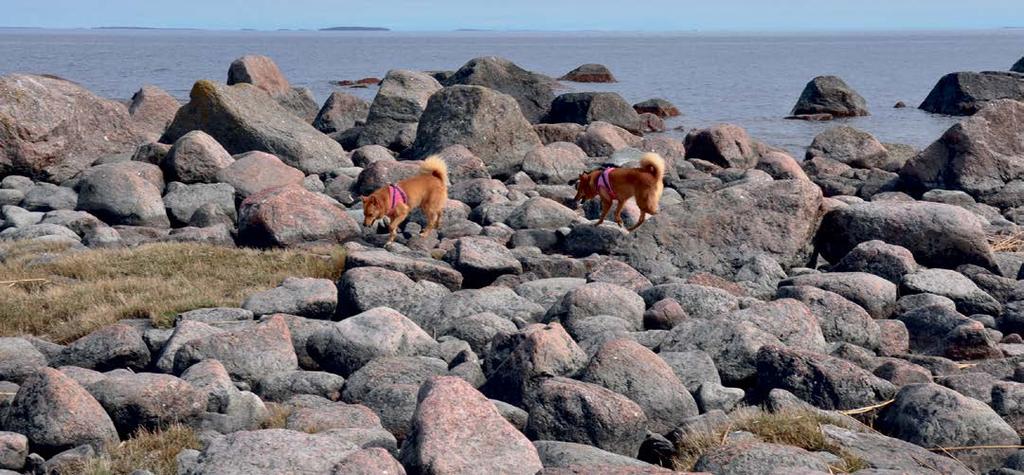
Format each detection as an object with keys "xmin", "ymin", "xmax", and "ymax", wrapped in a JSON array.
[
  {"xmin": 387, "ymin": 184, "xmax": 408, "ymax": 213},
  {"xmin": 597, "ymin": 167, "xmax": 617, "ymax": 200}
]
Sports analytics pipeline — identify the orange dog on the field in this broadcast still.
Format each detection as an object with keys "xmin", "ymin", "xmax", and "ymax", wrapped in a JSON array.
[
  {"xmin": 573, "ymin": 153, "xmax": 666, "ymax": 231},
  {"xmin": 362, "ymin": 156, "xmax": 449, "ymax": 243}
]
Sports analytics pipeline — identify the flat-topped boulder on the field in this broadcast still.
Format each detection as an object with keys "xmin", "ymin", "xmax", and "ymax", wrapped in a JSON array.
[
  {"xmin": 920, "ymin": 71, "xmax": 1024, "ymax": 115},
  {"xmin": 161, "ymin": 80, "xmax": 348, "ymax": 175},
  {"xmin": 632, "ymin": 98, "xmax": 681, "ymax": 118},
  {"xmin": 560, "ymin": 64, "xmax": 617, "ymax": 83},
  {"xmin": 610, "ymin": 179, "xmax": 823, "ymax": 279},
  {"xmin": 806, "ymin": 126, "xmax": 899, "ymax": 171},
  {"xmin": 545, "ymin": 92, "xmax": 642, "ymax": 135},
  {"xmin": 0, "ymin": 74, "xmax": 142, "ymax": 183},
  {"xmin": 445, "ymin": 56, "xmax": 556, "ymax": 123},
  {"xmin": 791, "ymin": 75, "xmax": 869, "ymax": 117},
  {"xmin": 817, "ymin": 201, "xmax": 996, "ymax": 271}
]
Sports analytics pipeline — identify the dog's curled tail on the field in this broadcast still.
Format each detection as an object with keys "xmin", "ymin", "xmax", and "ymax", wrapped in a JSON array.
[
  {"xmin": 640, "ymin": 152, "xmax": 666, "ymax": 180},
  {"xmin": 641, "ymin": 152, "xmax": 666, "ymax": 212},
  {"xmin": 420, "ymin": 155, "xmax": 449, "ymax": 185}
]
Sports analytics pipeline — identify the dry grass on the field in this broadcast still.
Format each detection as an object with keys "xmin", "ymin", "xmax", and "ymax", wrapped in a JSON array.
[
  {"xmin": 0, "ymin": 241, "xmax": 345, "ymax": 343},
  {"xmin": 75, "ymin": 424, "xmax": 200, "ymax": 475},
  {"xmin": 990, "ymin": 231, "xmax": 1024, "ymax": 253},
  {"xmin": 673, "ymin": 407, "xmax": 869, "ymax": 473},
  {"xmin": 260, "ymin": 402, "xmax": 292, "ymax": 430}
]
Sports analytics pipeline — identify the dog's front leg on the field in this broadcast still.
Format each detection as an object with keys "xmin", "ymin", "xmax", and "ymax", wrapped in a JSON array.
[{"xmin": 596, "ymin": 199, "xmax": 612, "ymax": 226}]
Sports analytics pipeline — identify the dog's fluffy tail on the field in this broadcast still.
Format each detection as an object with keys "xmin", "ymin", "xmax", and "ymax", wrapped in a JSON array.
[
  {"xmin": 420, "ymin": 155, "xmax": 449, "ymax": 185},
  {"xmin": 638, "ymin": 151, "xmax": 663, "ymax": 192}
]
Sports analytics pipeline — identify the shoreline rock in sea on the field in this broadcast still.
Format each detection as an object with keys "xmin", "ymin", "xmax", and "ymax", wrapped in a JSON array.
[{"xmin": 3, "ymin": 53, "xmax": 1024, "ymax": 474}]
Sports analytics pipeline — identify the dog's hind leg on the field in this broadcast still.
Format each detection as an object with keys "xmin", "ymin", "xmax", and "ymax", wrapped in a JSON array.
[
  {"xmin": 595, "ymin": 199, "xmax": 612, "ymax": 226},
  {"xmin": 422, "ymin": 210, "xmax": 442, "ymax": 237},
  {"xmin": 613, "ymin": 200, "xmax": 626, "ymax": 227},
  {"xmin": 628, "ymin": 211, "xmax": 647, "ymax": 232}
]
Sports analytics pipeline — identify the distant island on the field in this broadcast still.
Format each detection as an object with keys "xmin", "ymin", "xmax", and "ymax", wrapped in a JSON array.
[
  {"xmin": 319, "ymin": 26, "xmax": 390, "ymax": 31},
  {"xmin": 93, "ymin": 26, "xmax": 201, "ymax": 31}
]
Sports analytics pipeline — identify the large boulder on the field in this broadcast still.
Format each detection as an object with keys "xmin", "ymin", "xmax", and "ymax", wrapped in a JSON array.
[
  {"xmin": 560, "ymin": 64, "xmax": 617, "ymax": 83},
  {"xmin": 790, "ymin": 75, "xmax": 869, "ymax": 117},
  {"xmin": 312, "ymin": 92, "xmax": 369, "ymax": 134},
  {"xmin": 357, "ymin": 69, "xmax": 442, "ymax": 151},
  {"xmin": 578, "ymin": 339, "xmax": 698, "ymax": 433},
  {"xmin": 545, "ymin": 92, "xmax": 642, "ymax": 135},
  {"xmin": 821, "ymin": 424, "xmax": 972, "ymax": 475},
  {"xmin": 521, "ymin": 142, "xmax": 587, "ymax": 184},
  {"xmin": 684, "ymin": 124, "xmax": 759, "ymax": 169},
  {"xmin": 336, "ymin": 266, "xmax": 449, "ymax": 332},
  {"xmin": 237, "ymin": 184, "xmax": 359, "ymax": 248},
  {"xmin": 444, "ymin": 236, "xmax": 522, "ymax": 287},
  {"xmin": 172, "ymin": 315, "xmax": 299, "ymax": 383},
  {"xmin": 805, "ymin": 126, "xmax": 897, "ymax": 171},
  {"xmin": 755, "ymin": 345, "xmax": 897, "ymax": 410},
  {"xmin": 446, "ymin": 56, "xmax": 556, "ymax": 123},
  {"xmin": 919, "ymin": 71, "xmax": 1024, "ymax": 115},
  {"xmin": 216, "ymin": 151, "xmax": 304, "ymax": 198},
  {"xmin": 1, "ymin": 368, "xmax": 118, "ymax": 457},
  {"xmin": 481, "ymin": 323, "xmax": 587, "ymax": 406},
  {"xmin": 816, "ymin": 201, "xmax": 996, "ymax": 271},
  {"xmin": 128, "ymin": 85, "xmax": 180, "ymax": 140},
  {"xmin": 161, "ymin": 80, "xmax": 347, "ymax": 175},
  {"xmin": 243, "ymin": 277, "xmax": 338, "ymax": 319},
  {"xmin": 185, "ymin": 428, "xmax": 362, "ymax": 474},
  {"xmin": 401, "ymin": 376, "xmax": 543, "ymax": 475},
  {"xmin": 901, "ymin": 99, "xmax": 1024, "ymax": 200},
  {"xmin": 162, "ymin": 130, "xmax": 234, "ymax": 184},
  {"xmin": 226, "ymin": 54, "xmax": 319, "ymax": 121},
  {"xmin": 87, "ymin": 372, "xmax": 206, "ymax": 435},
  {"xmin": 0, "ymin": 337, "xmax": 47, "ymax": 384},
  {"xmin": 775, "ymin": 286, "xmax": 881, "ymax": 350},
  {"xmin": 661, "ymin": 319, "xmax": 782, "ymax": 386},
  {"xmin": 306, "ymin": 307, "xmax": 438, "ymax": 377},
  {"xmin": 410, "ymin": 85, "xmax": 542, "ymax": 178},
  {"xmin": 878, "ymin": 383, "xmax": 1020, "ymax": 472},
  {"xmin": 75, "ymin": 162, "xmax": 169, "ymax": 227},
  {"xmin": 610, "ymin": 179, "xmax": 823, "ymax": 279},
  {"xmin": 0, "ymin": 73, "xmax": 142, "ymax": 183},
  {"xmin": 525, "ymin": 377, "xmax": 647, "ymax": 457},
  {"xmin": 55, "ymin": 323, "xmax": 151, "ymax": 371},
  {"xmin": 694, "ymin": 441, "xmax": 830, "ymax": 475},
  {"xmin": 162, "ymin": 182, "xmax": 236, "ymax": 226},
  {"xmin": 344, "ymin": 246, "xmax": 464, "ymax": 291}
]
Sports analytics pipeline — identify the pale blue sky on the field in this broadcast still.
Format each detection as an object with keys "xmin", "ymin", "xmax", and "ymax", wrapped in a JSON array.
[{"xmin": 5, "ymin": 0, "xmax": 1024, "ymax": 31}]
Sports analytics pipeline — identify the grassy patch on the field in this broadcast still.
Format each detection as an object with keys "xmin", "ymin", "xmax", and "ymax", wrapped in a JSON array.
[
  {"xmin": 0, "ymin": 241, "xmax": 345, "ymax": 343},
  {"xmin": 991, "ymin": 231, "xmax": 1024, "ymax": 253},
  {"xmin": 76, "ymin": 424, "xmax": 200, "ymax": 475},
  {"xmin": 260, "ymin": 402, "xmax": 292, "ymax": 430},
  {"xmin": 673, "ymin": 407, "xmax": 868, "ymax": 473}
]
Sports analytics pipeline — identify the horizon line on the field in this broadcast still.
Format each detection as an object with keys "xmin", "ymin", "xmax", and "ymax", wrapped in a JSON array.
[{"xmin": 1, "ymin": 25, "xmax": 1023, "ymax": 34}]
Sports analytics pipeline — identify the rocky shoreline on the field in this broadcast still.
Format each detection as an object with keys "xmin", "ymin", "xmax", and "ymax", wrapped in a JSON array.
[{"xmin": 2, "ymin": 54, "xmax": 1024, "ymax": 474}]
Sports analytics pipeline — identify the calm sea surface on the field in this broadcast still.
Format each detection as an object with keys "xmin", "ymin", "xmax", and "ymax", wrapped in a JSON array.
[{"xmin": 2, "ymin": 29, "xmax": 1023, "ymax": 155}]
